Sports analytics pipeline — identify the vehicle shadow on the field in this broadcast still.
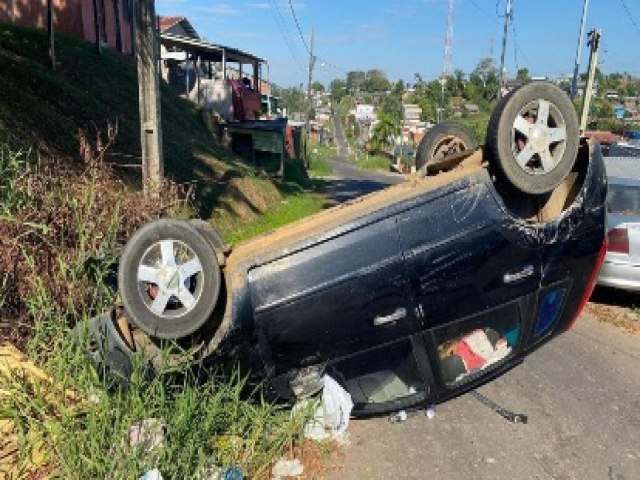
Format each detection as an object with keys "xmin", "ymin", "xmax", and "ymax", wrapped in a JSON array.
[{"xmin": 590, "ymin": 286, "xmax": 640, "ymax": 309}]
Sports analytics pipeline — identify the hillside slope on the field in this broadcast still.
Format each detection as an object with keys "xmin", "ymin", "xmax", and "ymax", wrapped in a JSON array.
[{"xmin": 0, "ymin": 23, "xmax": 289, "ymax": 226}]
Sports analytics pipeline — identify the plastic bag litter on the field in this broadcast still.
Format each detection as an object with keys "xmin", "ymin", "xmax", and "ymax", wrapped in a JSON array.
[
  {"xmin": 322, "ymin": 375, "xmax": 353, "ymax": 435},
  {"xmin": 139, "ymin": 468, "xmax": 163, "ymax": 480},
  {"xmin": 294, "ymin": 375, "xmax": 354, "ymax": 442},
  {"xmin": 271, "ymin": 458, "xmax": 304, "ymax": 479}
]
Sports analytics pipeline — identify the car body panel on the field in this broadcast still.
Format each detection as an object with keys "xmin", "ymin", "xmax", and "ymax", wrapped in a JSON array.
[
  {"xmin": 596, "ymin": 170, "xmax": 640, "ymax": 292},
  {"xmin": 203, "ymin": 141, "xmax": 606, "ymax": 414}
]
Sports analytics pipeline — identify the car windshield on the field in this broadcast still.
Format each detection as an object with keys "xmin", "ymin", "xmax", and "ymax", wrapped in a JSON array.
[{"xmin": 608, "ymin": 184, "xmax": 640, "ymax": 216}]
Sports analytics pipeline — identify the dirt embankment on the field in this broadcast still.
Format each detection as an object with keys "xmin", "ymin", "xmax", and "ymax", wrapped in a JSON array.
[{"xmin": 0, "ymin": 23, "xmax": 284, "ymax": 227}]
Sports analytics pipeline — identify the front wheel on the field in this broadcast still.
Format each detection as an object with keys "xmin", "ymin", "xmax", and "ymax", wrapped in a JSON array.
[
  {"xmin": 416, "ymin": 122, "xmax": 478, "ymax": 175},
  {"xmin": 117, "ymin": 219, "xmax": 221, "ymax": 340}
]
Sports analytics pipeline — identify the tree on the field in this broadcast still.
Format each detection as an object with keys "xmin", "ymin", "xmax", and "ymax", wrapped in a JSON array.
[
  {"xmin": 329, "ymin": 78, "xmax": 347, "ymax": 103},
  {"xmin": 469, "ymin": 57, "xmax": 498, "ymax": 103},
  {"xmin": 272, "ymin": 85, "xmax": 305, "ymax": 117},
  {"xmin": 363, "ymin": 69, "xmax": 391, "ymax": 93},
  {"xmin": 346, "ymin": 71, "xmax": 366, "ymax": 94},
  {"xmin": 516, "ymin": 68, "xmax": 530, "ymax": 82},
  {"xmin": 311, "ymin": 80, "xmax": 325, "ymax": 93},
  {"xmin": 371, "ymin": 111, "xmax": 399, "ymax": 153}
]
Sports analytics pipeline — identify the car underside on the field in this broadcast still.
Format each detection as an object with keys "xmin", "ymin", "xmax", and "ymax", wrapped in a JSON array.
[{"xmin": 88, "ymin": 82, "xmax": 607, "ymax": 415}]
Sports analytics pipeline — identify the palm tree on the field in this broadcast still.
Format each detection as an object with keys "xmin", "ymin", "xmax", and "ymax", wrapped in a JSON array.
[{"xmin": 371, "ymin": 112, "xmax": 399, "ymax": 154}]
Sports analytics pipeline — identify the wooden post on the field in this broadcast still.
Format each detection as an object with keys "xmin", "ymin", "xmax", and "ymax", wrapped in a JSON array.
[
  {"xmin": 113, "ymin": 0, "xmax": 123, "ymax": 52},
  {"xmin": 92, "ymin": 0, "xmax": 102, "ymax": 55},
  {"xmin": 136, "ymin": 0, "xmax": 164, "ymax": 197},
  {"xmin": 305, "ymin": 28, "xmax": 316, "ymax": 168},
  {"xmin": 47, "ymin": 0, "xmax": 55, "ymax": 70}
]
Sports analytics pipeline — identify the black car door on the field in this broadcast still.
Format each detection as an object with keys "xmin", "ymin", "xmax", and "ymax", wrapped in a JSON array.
[
  {"xmin": 250, "ymin": 212, "xmax": 421, "ymax": 374},
  {"xmin": 397, "ymin": 174, "xmax": 542, "ymax": 369}
]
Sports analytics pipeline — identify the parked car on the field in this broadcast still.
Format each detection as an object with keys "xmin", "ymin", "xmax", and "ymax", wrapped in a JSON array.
[
  {"xmin": 90, "ymin": 83, "xmax": 607, "ymax": 415},
  {"xmin": 597, "ymin": 158, "xmax": 640, "ymax": 291}
]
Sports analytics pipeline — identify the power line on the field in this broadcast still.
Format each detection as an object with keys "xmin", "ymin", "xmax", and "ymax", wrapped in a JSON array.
[
  {"xmin": 619, "ymin": 0, "xmax": 640, "ymax": 36},
  {"xmin": 268, "ymin": 0, "xmax": 306, "ymax": 73},
  {"xmin": 466, "ymin": 0, "xmax": 497, "ymax": 21},
  {"xmin": 288, "ymin": 0, "xmax": 312, "ymax": 56}
]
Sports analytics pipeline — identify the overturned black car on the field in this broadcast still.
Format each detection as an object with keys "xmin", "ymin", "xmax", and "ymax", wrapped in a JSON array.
[{"xmin": 93, "ymin": 82, "xmax": 607, "ymax": 416}]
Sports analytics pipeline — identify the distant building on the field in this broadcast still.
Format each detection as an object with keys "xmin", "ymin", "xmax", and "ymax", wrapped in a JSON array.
[
  {"xmin": 0, "ymin": 0, "xmax": 134, "ymax": 54},
  {"xmin": 355, "ymin": 104, "xmax": 376, "ymax": 123},
  {"xmin": 402, "ymin": 104, "xmax": 422, "ymax": 125}
]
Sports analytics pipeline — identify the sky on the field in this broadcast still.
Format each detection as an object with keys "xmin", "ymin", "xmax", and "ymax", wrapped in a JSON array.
[{"xmin": 156, "ymin": 0, "xmax": 640, "ymax": 88}]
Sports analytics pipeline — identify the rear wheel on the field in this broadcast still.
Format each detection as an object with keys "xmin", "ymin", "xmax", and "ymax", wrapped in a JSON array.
[
  {"xmin": 416, "ymin": 122, "xmax": 477, "ymax": 175},
  {"xmin": 486, "ymin": 82, "xmax": 579, "ymax": 195},
  {"xmin": 118, "ymin": 219, "xmax": 221, "ymax": 340}
]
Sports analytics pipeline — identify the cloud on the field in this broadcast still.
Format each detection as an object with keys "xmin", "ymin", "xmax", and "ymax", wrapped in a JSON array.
[{"xmin": 191, "ymin": 4, "xmax": 239, "ymax": 15}]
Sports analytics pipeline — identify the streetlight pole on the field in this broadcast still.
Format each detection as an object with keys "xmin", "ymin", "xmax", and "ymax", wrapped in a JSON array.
[
  {"xmin": 498, "ymin": 0, "xmax": 513, "ymax": 99},
  {"xmin": 571, "ymin": 0, "xmax": 590, "ymax": 100}
]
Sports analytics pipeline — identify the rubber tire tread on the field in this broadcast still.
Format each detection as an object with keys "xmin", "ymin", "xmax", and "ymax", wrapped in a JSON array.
[
  {"xmin": 485, "ymin": 82, "xmax": 579, "ymax": 195},
  {"xmin": 415, "ymin": 121, "xmax": 477, "ymax": 171},
  {"xmin": 118, "ymin": 218, "xmax": 221, "ymax": 340}
]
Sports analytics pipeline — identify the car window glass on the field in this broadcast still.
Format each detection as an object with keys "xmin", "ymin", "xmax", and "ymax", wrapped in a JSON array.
[{"xmin": 607, "ymin": 185, "xmax": 640, "ymax": 216}]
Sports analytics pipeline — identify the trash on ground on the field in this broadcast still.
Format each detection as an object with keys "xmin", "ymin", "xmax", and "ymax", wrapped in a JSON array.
[
  {"xmin": 222, "ymin": 466, "xmax": 245, "ymax": 480},
  {"xmin": 321, "ymin": 375, "xmax": 353, "ymax": 435},
  {"xmin": 139, "ymin": 468, "xmax": 163, "ymax": 480},
  {"xmin": 271, "ymin": 457, "xmax": 304, "ymax": 479},
  {"xmin": 425, "ymin": 404, "xmax": 436, "ymax": 419},
  {"xmin": 294, "ymin": 375, "xmax": 353, "ymax": 442},
  {"xmin": 129, "ymin": 418, "xmax": 167, "ymax": 451},
  {"xmin": 388, "ymin": 410, "xmax": 408, "ymax": 423}
]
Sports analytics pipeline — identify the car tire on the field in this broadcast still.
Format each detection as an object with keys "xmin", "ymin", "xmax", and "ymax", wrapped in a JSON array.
[
  {"xmin": 118, "ymin": 218, "xmax": 221, "ymax": 340},
  {"xmin": 416, "ymin": 122, "xmax": 477, "ymax": 174},
  {"xmin": 486, "ymin": 82, "xmax": 579, "ymax": 195},
  {"xmin": 189, "ymin": 218, "xmax": 229, "ymax": 266}
]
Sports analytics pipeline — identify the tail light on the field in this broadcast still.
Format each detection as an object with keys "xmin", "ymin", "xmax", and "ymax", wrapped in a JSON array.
[
  {"xmin": 607, "ymin": 227, "xmax": 629, "ymax": 254},
  {"xmin": 566, "ymin": 238, "xmax": 607, "ymax": 331}
]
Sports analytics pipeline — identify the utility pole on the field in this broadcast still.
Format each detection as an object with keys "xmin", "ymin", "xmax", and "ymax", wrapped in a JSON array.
[
  {"xmin": 305, "ymin": 28, "xmax": 316, "ymax": 169},
  {"xmin": 136, "ymin": 0, "xmax": 164, "ymax": 197},
  {"xmin": 571, "ymin": 0, "xmax": 590, "ymax": 100},
  {"xmin": 580, "ymin": 29, "xmax": 601, "ymax": 133},
  {"xmin": 498, "ymin": 0, "xmax": 513, "ymax": 99},
  {"xmin": 47, "ymin": 0, "xmax": 55, "ymax": 70}
]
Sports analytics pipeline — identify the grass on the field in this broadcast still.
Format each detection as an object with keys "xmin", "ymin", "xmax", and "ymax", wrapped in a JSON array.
[
  {"xmin": 224, "ymin": 193, "xmax": 325, "ymax": 245},
  {"xmin": 0, "ymin": 22, "xmax": 309, "ymax": 230},
  {"xmin": 351, "ymin": 151, "xmax": 393, "ymax": 172},
  {"xmin": 0, "ymin": 145, "xmax": 312, "ymax": 478},
  {"xmin": 456, "ymin": 113, "xmax": 490, "ymax": 146},
  {"xmin": 307, "ymin": 143, "xmax": 335, "ymax": 177}
]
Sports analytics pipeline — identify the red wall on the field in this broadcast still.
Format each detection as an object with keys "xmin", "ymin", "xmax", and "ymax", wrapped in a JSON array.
[{"xmin": 0, "ymin": 0, "xmax": 132, "ymax": 54}]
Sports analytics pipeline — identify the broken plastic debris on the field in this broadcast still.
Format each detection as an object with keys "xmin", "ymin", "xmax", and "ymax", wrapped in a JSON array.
[
  {"xmin": 388, "ymin": 410, "xmax": 408, "ymax": 423},
  {"xmin": 129, "ymin": 418, "xmax": 166, "ymax": 451},
  {"xmin": 271, "ymin": 458, "xmax": 304, "ymax": 479},
  {"xmin": 426, "ymin": 404, "xmax": 436, "ymax": 419},
  {"xmin": 139, "ymin": 468, "xmax": 163, "ymax": 480}
]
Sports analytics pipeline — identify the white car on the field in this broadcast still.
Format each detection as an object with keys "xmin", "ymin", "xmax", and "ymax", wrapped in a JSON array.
[{"xmin": 597, "ymin": 158, "xmax": 640, "ymax": 291}]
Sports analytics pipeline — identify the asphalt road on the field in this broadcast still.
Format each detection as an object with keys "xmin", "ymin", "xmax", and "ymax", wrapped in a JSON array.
[
  {"xmin": 329, "ymin": 315, "xmax": 640, "ymax": 480},
  {"xmin": 323, "ymin": 113, "xmax": 404, "ymax": 204}
]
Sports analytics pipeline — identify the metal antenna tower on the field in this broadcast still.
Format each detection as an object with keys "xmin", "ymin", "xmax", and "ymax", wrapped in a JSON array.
[
  {"xmin": 442, "ymin": 0, "xmax": 454, "ymax": 80},
  {"xmin": 440, "ymin": 0, "xmax": 455, "ymax": 119}
]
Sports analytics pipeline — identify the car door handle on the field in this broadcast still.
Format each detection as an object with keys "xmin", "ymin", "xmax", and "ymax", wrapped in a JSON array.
[
  {"xmin": 503, "ymin": 264, "xmax": 535, "ymax": 284},
  {"xmin": 374, "ymin": 307, "xmax": 407, "ymax": 326}
]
